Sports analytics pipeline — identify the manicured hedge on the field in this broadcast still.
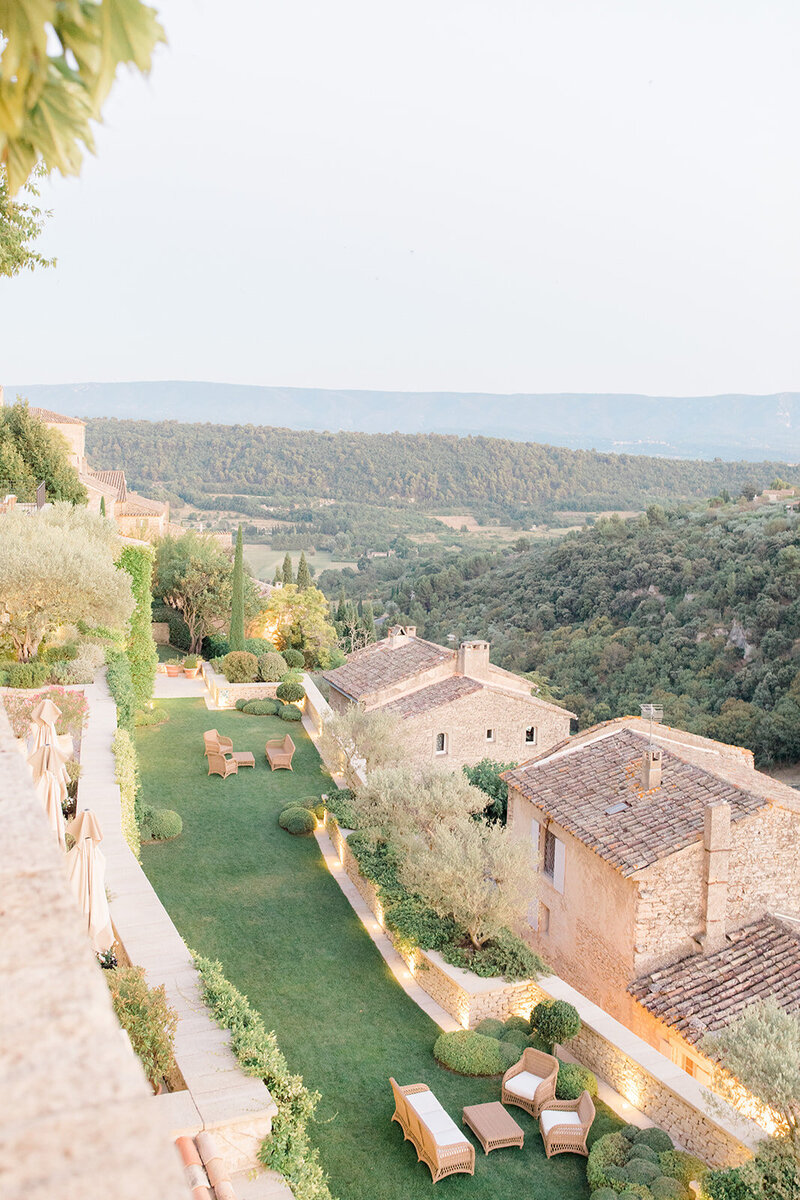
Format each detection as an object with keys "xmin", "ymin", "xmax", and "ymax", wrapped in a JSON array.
[
  {"xmin": 279, "ymin": 805, "xmax": 317, "ymax": 834},
  {"xmin": 106, "ymin": 649, "xmax": 136, "ymax": 735},
  {"xmin": 220, "ymin": 651, "xmax": 259, "ymax": 683},
  {"xmin": 433, "ymin": 1030, "xmax": 519, "ymax": 1076},
  {"xmin": 556, "ymin": 1061, "xmax": 598, "ymax": 1099},
  {"xmin": 242, "ymin": 698, "xmax": 281, "ymax": 716},
  {"xmin": 282, "ymin": 648, "xmax": 305, "ymax": 669},
  {"xmin": 258, "ymin": 651, "xmax": 288, "ymax": 682},
  {"xmin": 276, "ymin": 681, "xmax": 305, "ymax": 703},
  {"xmin": 112, "ymin": 728, "xmax": 140, "ymax": 858},
  {"xmin": 142, "ymin": 807, "xmax": 183, "ymax": 840},
  {"xmin": 119, "ymin": 544, "xmax": 158, "ymax": 709},
  {"xmin": 279, "ymin": 704, "xmax": 302, "ymax": 722},
  {"xmin": 152, "ymin": 604, "xmax": 191, "ymax": 652}
]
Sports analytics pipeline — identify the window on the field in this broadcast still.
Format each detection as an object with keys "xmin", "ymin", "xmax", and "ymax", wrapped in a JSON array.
[
  {"xmin": 485, "ymin": 728, "xmax": 495, "ymax": 741},
  {"xmin": 525, "ymin": 726, "xmax": 537, "ymax": 744},
  {"xmin": 543, "ymin": 829, "xmax": 556, "ymax": 877},
  {"xmin": 541, "ymin": 827, "xmax": 566, "ymax": 894},
  {"xmin": 539, "ymin": 903, "xmax": 550, "ymax": 935},
  {"xmin": 435, "ymin": 732, "xmax": 447, "ymax": 754}
]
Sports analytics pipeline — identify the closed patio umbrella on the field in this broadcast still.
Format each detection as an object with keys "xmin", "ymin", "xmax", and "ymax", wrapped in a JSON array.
[
  {"xmin": 35, "ymin": 767, "xmax": 67, "ymax": 851},
  {"xmin": 65, "ymin": 810, "xmax": 114, "ymax": 953},
  {"xmin": 28, "ymin": 744, "xmax": 70, "ymax": 790},
  {"xmin": 28, "ymin": 697, "xmax": 73, "ymax": 757}
]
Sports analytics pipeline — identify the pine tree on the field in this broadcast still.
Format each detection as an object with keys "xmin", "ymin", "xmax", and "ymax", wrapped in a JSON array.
[
  {"xmin": 296, "ymin": 550, "xmax": 311, "ymax": 590},
  {"xmin": 229, "ymin": 525, "xmax": 245, "ymax": 651},
  {"xmin": 282, "ymin": 553, "xmax": 293, "ymax": 586},
  {"xmin": 100, "ymin": 495, "xmax": 106, "ymax": 517}
]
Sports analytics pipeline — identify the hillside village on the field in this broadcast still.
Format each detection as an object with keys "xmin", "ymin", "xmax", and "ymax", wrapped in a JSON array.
[{"xmin": 2, "ymin": 398, "xmax": 800, "ymax": 1200}]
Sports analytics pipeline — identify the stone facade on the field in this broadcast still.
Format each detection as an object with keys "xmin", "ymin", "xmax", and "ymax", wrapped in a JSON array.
[
  {"xmin": 201, "ymin": 663, "xmax": 281, "ymax": 709},
  {"xmin": 151, "ymin": 622, "xmax": 171, "ymax": 645}
]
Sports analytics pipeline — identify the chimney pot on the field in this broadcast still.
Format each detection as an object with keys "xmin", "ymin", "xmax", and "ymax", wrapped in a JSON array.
[{"xmin": 641, "ymin": 747, "xmax": 662, "ymax": 790}]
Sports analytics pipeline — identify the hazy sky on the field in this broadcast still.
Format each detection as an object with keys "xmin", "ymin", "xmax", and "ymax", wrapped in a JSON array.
[{"xmin": 3, "ymin": 1, "xmax": 799, "ymax": 395}]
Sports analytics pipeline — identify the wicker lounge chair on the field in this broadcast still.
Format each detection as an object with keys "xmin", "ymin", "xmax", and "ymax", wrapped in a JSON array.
[
  {"xmin": 265, "ymin": 734, "xmax": 296, "ymax": 770},
  {"xmin": 204, "ymin": 730, "xmax": 233, "ymax": 757},
  {"xmin": 389, "ymin": 1078, "xmax": 475, "ymax": 1184},
  {"xmin": 501, "ymin": 1047, "xmax": 560, "ymax": 1119},
  {"xmin": 207, "ymin": 751, "xmax": 239, "ymax": 779},
  {"xmin": 538, "ymin": 1091, "xmax": 596, "ymax": 1158}
]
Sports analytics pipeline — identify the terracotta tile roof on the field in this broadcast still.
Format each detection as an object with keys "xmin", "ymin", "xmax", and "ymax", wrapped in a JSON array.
[
  {"xmin": 28, "ymin": 406, "xmax": 85, "ymax": 425},
  {"xmin": 629, "ymin": 915, "xmax": 800, "ymax": 1044},
  {"xmin": 323, "ymin": 636, "xmax": 454, "ymax": 700},
  {"xmin": 116, "ymin": 491, "xmax": 166, "ymax": 516},
  {"xmin": 504, "ymin": 727, "xmax": 767, "ymax": 875},
  {"xmin": 381, "ymin": 675, "xmax": 483, "ymax": 718},
  {"xmin": 84, "ymin": 468, "xmax": 127, "ymax": 501}
]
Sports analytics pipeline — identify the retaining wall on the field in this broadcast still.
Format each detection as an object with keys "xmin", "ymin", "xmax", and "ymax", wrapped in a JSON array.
[{"xmin": 201, "ymin": 664, "xmax": 281, "ymax": 709}]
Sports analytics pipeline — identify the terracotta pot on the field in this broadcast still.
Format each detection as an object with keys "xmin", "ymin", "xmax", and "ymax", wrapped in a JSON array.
[
  {"xmin": 183, "ymin": 667, "xmax": 200, "ymax": 678},
  {"xmin": 165, "ymin": 664, "xmax": 182, "ymax": 677}
]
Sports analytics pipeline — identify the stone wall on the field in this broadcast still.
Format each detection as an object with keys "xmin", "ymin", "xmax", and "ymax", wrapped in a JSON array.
[
  {"xmin": 151, "ymin": 622, "xmax": 170, "ymax": 644},
  {"xmin": 326, "ymin": 815, "xmax": 759, "ymax": 1167},
  {"xmin": 202, "ymin": 663, "xmax": 281, "ymax": 709}
]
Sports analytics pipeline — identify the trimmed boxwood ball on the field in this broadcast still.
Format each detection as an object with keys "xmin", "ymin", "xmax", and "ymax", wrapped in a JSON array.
[
  {"xmin": 658, "ymin": 1151, "xmax": 708, "ymax": 1187},
  {"xmin": 235, "ymin": 698, "xmax": 249, "ymax": 711},
  {"xmin": 651, "ymin": 1179, "xmax": 690, "ymax": 1200},
  {"xmin": 530, "ymin": 998, "xmax": 582, "ymax": 1046},
  {"xmin": 500, "ymin": 1028, "xmax": 529, "ymax": 1049},
  {"xmin": 625, "ymin": 1158, "xmax": 662, "ymax": 1185},
  {"xmin": 276, "ymin": 681, "xmax": 305, "ymax": 703},
  {"xmin": 587, "ymin": 1132, "xmax": 634, "ymax": 1192},
  {"xmin": 629, "ymin": 1144, "xmax": 660, "ymax": 1163},
  {"xmin": 504, "ymin": 1015, "xmax": 530, "ymax": 1033},
  {"xmin": 144, "ymin": 808, "xmax": 183, "ymax": 840},
  {"xmin": 555, "ymin": 1061, "xmax": 598, "ymax": 1100},
  {"xmin": 619, "ymin": 1124, "xmax": 641, "ymax": 1142},
  {"xmin": 474, "ymin": 1018, "xmax": 506, "ymax": 1040},
  {"xmin": 220, "ymin": 651, "xmax": 259, "ymax": 683},
  {"xmin": 257, "ymin": 652, "xmax": 287, "ymax": 682},
  {"xmin": 278, "ymin": 806, "xmax": 316, "ymax": 834},
  {"xmin": 279, "ymin": 704, "xmax": 302, "ymax": 721},
  {"xmin": 433, "ymin": 1030, "xmax": 519, "ymax": 1076},
  {"xmin": 242, "ymin": 698, "xmax": 281, "ymax": 715},
  {"xmin": 634, "ymin": 1128, "xmax": 674, "ymax": 1154},
  {"xmin": 282, "ymin": 648, "xmax": 305, "ymax": 668},
  {"xmin": 591, "ymin": 1191, "xmax": 620, "ymax": 1200}
]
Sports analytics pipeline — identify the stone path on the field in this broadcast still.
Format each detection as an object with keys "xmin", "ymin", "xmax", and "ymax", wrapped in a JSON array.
[
  {"xmin": 79, "ymin": 672, "xmax": 294, "ymax": 1196},
  {"xmin": 153, "ymin": 672, "xmax": 213, "ymax": 702}
]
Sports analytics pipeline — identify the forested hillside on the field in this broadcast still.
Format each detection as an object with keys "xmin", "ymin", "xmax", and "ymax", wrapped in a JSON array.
[
  {"xmin": 333, "ymin": 503, "xmax": 800, "ymax": 765},
  {"xmin": 84, "ymin": 418, "xmax": 791, "ymax": 517}
]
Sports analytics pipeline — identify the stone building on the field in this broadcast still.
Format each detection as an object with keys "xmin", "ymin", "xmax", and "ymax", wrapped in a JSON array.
[
  {"xmin": 505, "ymin": 715, "xmax": 800, "ymax": 1084},
  {"xmin": 323, "ymin": 625, "xmax": 574, "ymax": 769}
]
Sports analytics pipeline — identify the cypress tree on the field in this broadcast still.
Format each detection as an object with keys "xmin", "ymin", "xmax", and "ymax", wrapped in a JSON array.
[
  {"xmin": 362, "ymin": 600, "xmax": 376, "ymax": 641},
  {"xmin": 100, "ymin": 495, "xmax": 106, "ymax": 517},
  {"xmin": 336, "ymin": 587, "xmax": 347, "ymax": 624},
  {"xmin": 273, "ymin": 565, "xmax": 282, "ymax": 584},
  {"xmin": 229, "ymin": 525, "xmax": 245, "ymax": 651},
  {"xmin": 282, "ymin": 553, "xmax": 293, "ymax": 585},
  {"xmin": 296, "ymin": 550, "xmax": 311, "ymax": 590}
]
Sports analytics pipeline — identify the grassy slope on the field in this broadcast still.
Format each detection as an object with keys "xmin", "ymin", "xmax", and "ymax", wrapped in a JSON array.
[{"xmin": 139, "ymin": 699, "xmax": 620, "ymax": 1200}]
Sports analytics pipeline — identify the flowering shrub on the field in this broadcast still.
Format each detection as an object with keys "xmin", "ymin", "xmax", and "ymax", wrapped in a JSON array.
[{"xmin": 3, "ymin": 686, "xmax": 89, "ymax": 739}]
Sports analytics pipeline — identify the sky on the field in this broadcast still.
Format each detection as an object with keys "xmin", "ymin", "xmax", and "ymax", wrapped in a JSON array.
[{"xmin": 2, "ymin": 0, "xmax": 800, "ymax": 396}]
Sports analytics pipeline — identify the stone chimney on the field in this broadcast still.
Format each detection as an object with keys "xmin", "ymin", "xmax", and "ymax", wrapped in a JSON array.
[
  {"xmin": 702, "ymin": 802, "xmax": 730, "ymax": 953},
  {"xmin": 641, "ymin": 747, "xmax": 662, "ymax": 790},
  {"xmin": 386, "ymin": 625, "xmax": 416, "ymax": 648},
  {"xmin": 457, "ymin": 639, "xmax": 490, "ymax": 679}
]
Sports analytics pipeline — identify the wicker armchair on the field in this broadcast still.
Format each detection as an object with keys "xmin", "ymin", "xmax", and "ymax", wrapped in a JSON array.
[
  {"xmin": 207, "ymin": 751, "xmax": 238, "ymax": 778},
  {"xmin": 204, "ymin": 729, "xmax": 233, "ymax": 757},
  {"xmin": 389, "ymin": 1078, "xmax": 475, "ymax": 1184},
  {"xmin": 265, "ymin": 734, "xmax": 296, "ymax": 770},
  {"xmin": 501, "ymin": 1046, "xmax": 560, "ymax": 1119},
  {"xmin": 538, "ymin": 1090, "xmax": 596, "ymax": 1158}
]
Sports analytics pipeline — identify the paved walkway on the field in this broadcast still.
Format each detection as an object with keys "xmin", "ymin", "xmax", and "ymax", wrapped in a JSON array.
[
  {"xmin": 80, "ymin": 673, "xmax": 294, "ymax": 1196},
  {"xmin": 153, "ymin": 672, "xmax": 213, "ymax": 702}
]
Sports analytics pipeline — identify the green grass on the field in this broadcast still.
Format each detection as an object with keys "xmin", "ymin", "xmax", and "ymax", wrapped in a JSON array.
[
  {"xmin": 138, "ymin": 699, "xmax": 621, "ymax": 1200},
  {"xmin": 244, "ymin": 544, "xmax": 358, "ymax": 581}
]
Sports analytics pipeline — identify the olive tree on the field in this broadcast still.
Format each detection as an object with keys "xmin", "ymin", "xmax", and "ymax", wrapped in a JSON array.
[
  {"xmin": 353, "ymin": 764, "xmax": 486, "ymax": 846},
  {"xmin": 0, "ymin": 503, "xmax": 134, "ymax": 659},
  {"xmin": 319, "ymin": 705, "xmax": 410, "ymax": 775}
]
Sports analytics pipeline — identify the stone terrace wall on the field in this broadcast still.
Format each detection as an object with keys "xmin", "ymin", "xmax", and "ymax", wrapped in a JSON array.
[
  {"xmin": 326, "ymin": 815, "xmax": 760, "ymax": 1168},
  {"xmin": 202, "ymin": 663, "xmax": 281, "ymax": 709}
]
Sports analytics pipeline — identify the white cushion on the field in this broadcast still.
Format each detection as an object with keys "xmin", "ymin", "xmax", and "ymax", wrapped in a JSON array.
[
  {"xmin": 406, "ymin": 1090, "xmax": 442, "ymax": 1118},
  {"xmin": 540, "ymin": 1110, "xmax": 583, "ymax": 1134},
  {"xmin": 504, "ymin": 1070, "xmax": 545, "ymax": 1100},
  {"xmin": 425, "ymin": 1113, "xmax": 467, "ymax": 1148}
]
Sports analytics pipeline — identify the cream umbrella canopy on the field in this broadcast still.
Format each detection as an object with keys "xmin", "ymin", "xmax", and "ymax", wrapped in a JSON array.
[
  {"xmin": 34, "ymin": 765, "xmax": 67, "ymax": 851},
  {"xmin": 65, "ymin": 810, "xmax": 114, "ymax": 953},
  {"xmin": 28, "ymin": 744, "xmax": 70, "ymax": 791},
  {"xmin": 29, "ymin": 696, "xmax": 73, "ymax": 758}
]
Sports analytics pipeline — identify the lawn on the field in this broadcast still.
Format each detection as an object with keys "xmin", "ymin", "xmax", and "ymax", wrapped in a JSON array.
[{"xmin": 138, "ymin": 699, "xmax": 621, "ymax": 1200}]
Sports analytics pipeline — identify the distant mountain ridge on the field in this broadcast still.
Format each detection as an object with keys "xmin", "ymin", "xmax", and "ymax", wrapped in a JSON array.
[{"xmin": 7, "ymin": 381, "xmax": 800, "ymax": 461}]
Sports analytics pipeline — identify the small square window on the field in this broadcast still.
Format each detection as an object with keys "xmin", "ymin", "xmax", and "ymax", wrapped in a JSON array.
[
  {"xmin": 539, "ymin": 903, "xmax": 550, "ymax": 934},
  {"xmin": 525, "ymin": 726, "xmax": 537, "ymax": 744},
  {"xmin": 485, "ymin": 728, "xmax": 495, "ymax": 741},
  {"xmin": 435, "ymin": 732, "xmax": 447, "ymax": 754}
]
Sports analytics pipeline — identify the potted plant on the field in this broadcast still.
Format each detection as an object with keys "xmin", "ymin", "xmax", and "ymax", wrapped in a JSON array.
[
  {"xmin": 106, "ymin": 965, "xmax": 178, "ymax": 1093},
  {"xmin": 183, "ymin": 655, "xmax": 201, "ymax": 678},
  {"xmin": 165, "ymin": 657, "xmax": 183, "ymax": 677}
]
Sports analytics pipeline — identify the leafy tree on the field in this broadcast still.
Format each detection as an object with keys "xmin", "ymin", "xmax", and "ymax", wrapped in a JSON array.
[
  {"xmin": 255, "ymin": 583, "xmax": 336, "ymax": 666},
  {"xmin": 741, "ymin": 481, "xmax": 759, "ymax": 501},
  {"xmin": 353, "ymin": 765, "xmax": 486, "ymax": 847},
  {"xmin": 229, "ymin": 524, "xmax": 245, "ymax": 651},
  {"xmin": 0, "ymin": 0, "xmax": 166, "ymax": 195},
  {"xmin": 319, "ymin": 706, "xmax": 409, "ymax": 774},
  {"xmin": 0, "ymin": 164, "xmax": 55, "ymax": 276},
  {"xmin": 463, "ymin": 757, "xmax": 518, "ymax": 823},
  {"xmin": 154, "ymin": 531, "xmax": 236, "ymax": 654},
  {"xmin": 0, "ymin": 399, "xmax": 86, "ymax": 502},
  {"xmin": 0, "ymin": 502, "xmax": 134, "ymax": 659},
  {"xmin": 399, "ymin": 819, "xmax": 535, "ymax": 948},
  {"xmin": 281, "ymin": 553, "xmax": 293, "ymax": 585},
  {"xmin": 702, "ymin": 998, "xmax": 800, "ymax": 1149},
  {"xmin": 296, "ymin": 550, "xmax": 311, "ymax": 590}
]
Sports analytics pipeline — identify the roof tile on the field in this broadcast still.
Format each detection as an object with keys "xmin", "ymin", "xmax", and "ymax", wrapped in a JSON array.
[{"xmin": 323, "ymin": 636, "xmax": 453, "ymax": 700}]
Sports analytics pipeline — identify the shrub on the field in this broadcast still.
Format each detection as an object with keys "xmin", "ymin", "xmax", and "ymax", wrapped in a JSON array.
[
  {"xmin": 432, "ymin": 1030, "xmax": 519, "ymax": 1076},
  {"xmin": 279, "ymin": 807, "xmax": 316, "ymax": 834},
  {"xmin": 258, "ymin": 651, "xmax": 288, "ymax": 682},
  {"xmin": 40, "ymin": 641, "xmax": 79, "ymax": 663},
  {"xmin": 49, "ymin": 660, "xmax": 85, "ymax": 685},
  {"xmin": 501, "ymin": 1028, "xmax": 529, "ymax": 1049},
  {"xmin": 183, "ymin": 655, "xmax": 199, "ymax": 668},
  {"xmin": 119, "ymin": 544, "xmax": 158, "ymax": 708},
  {"xmin": 629, "ymin": 1145, "xmax": 661, "ymax": 1163},
  {"xmin": 556, "ymin": 1061, "xmax": 598, "ymax": 1099},
  {"xmin": 280, "ymin": 668, "xmax": 305, "ymax": 684},
  {"xmin": 242, "ymin": 698, "xmax": 281, "ymax": 715},
  {"xmin": 504, "ymin": 1015, "xmax": 530, "ymax": 1033},
  {"xmin": 703, "ymin": 1167, "xmax": 758, "ymax": 1200},
  {"xmin": 633, "ymin": 1128, "xmax": 674, "ymax": 1154},
  {"xmin": 209, "ymin": 655, "xmax": 226, "ymax": 671},
  {"xmin": 65, "ymin": 758, "xmax": 81, "ymax": 799},
  {"xmin": 593, "ymin": 1191, "xmax": 621, "ymax": 1200},
  {"xmin": 475, "ymin": 1018, "xmax": 506, "ymax": 1040},
  {"xmin": 112, "ymin": 728, "xmax": 140, "ymax": 858},
  {"xmin": 658, "ymin": 1150, "xmax": 708, "ymax": 1188},
  {"xmin": 324, "ymin": 787, "xmax": 358, "ymax": 829},
  {"xmin": 235, "ymin": 698, "xmax": 249, "ymax": 711},
  {"xmin": 193, "ymin": 955, "xmax": 332, "ymax": 1200},
  {"xmin": 5, "ymin": 660, "xmax": 49, "ymax": 688},
  {"xmin": 625, "ymin": 1159, "xmax": 662, "ymax": 1186},
  {"xmin": 2, "ymin": 685, "xmax": 89, "ymax": 738},
  {"xmin": 445, "ymin": 931, "xmax": 543, "ymax": 980},
  {"xmin": 651, "ymin": 1180, "xmax": 689, "ymax": 1200},
  {"xmin": 106, "ymin": 966, "xmax": 178, "ymax": 1088},
  {"xmin": 276, "ymin": 681, "xmax": 305, "ymax": 703},
  {"xmin": 135, "ymin": 706, "xmax": 169, "ymax": 727},
  {"xmin": 106, "ymin": 648, "xmax": 136, "ymax": 734},
  {"xmin": 384, "ymin": 894, "xmax": 460, "ymax": 952},
  {"xmin": 152, "ymin": 604, "xmax": 192, "ymax": 652},
  {"xmin": 530, "ymin": 998, "xmax": 581, "ymax": 1048},
  {"xmin": 220, "ymin": 651, "xmax": 259, "ymax": 683},
  {"xmin": 143, "ymin": 808, "xmax": 183, "ymax": 841},
  {"xmin": 244, "ymin": 637, "xmax": 276, "ymax": 656},
  {"xmin": 588, "ymin": 1132, "xmax": 635, "ymax": 1192},
  {"xmin": 282, "ymin": 648, "xmax": 305, "ymax": 668},
  {"xmin": 202, "ymin": 632, "xmax": 229, "ymax": 659},
  {"xmin": 619, "ymin": 1125, "xmax": 641, "ymax": 1142},
  {"xmin": 279, "ymin": 704, "xmax": 302, "ymax": 721}
]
